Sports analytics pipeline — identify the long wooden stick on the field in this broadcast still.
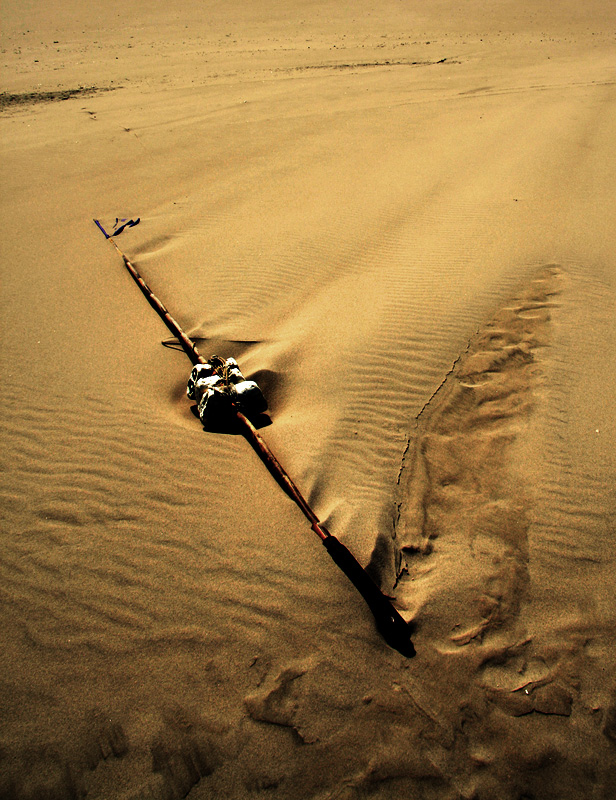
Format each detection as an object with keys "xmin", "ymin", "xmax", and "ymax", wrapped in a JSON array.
[{"xmin": 95, "ymin": 220, "xmax": 415, "ymax": 657}]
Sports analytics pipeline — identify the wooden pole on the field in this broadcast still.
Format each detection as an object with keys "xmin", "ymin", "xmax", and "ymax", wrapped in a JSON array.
[{"xmin": 95, "ymin": 220, "xmax": 415, "ymax": 657}]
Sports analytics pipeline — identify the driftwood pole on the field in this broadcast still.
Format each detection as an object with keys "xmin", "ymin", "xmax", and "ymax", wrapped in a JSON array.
[{"xmin": 95, "ymin": 220, "xmax": 415, "ymax": 657}]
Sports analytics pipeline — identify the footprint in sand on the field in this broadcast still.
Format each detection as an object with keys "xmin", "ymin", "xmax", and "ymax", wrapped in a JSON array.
[{"xmin": 394, "ymin": 265, "xmax": 563, "ymax": 647}]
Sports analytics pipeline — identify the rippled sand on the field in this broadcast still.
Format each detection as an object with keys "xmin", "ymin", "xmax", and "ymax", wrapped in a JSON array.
[{"xmin": 1, "ymin": 2, "xmax": 615, "ymax": 797}]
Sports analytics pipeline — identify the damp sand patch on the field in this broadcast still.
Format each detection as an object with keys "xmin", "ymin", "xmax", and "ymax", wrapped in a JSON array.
[{"xmin": 0, "ymin": 86, "xmax": 118, "ymax": 112}]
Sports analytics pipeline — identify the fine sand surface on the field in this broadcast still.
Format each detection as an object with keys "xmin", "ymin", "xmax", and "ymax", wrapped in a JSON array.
[{"xmin": 1, "ymin": 2, "xmax": 615, "ymax": 798}]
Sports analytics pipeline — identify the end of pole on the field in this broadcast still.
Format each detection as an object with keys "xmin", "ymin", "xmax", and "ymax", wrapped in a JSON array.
[{"xmin": 322, "ymin": 535, "xmax": 416, "ymax": 658}]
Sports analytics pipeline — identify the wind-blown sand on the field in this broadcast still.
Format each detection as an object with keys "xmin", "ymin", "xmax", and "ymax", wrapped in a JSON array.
[{"xmin": 1, "ymin": 2, "xmax": 615, "ymax": 797}]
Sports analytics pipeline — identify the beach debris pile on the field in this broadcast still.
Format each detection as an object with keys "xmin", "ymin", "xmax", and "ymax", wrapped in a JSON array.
[{"xmin": 187, "ymin": 355, "xmax": 267, "ymax": 423}]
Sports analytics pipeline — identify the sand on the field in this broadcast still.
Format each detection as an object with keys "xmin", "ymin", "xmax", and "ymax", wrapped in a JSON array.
[{"xmin": 1, "ymin": 1, "xmax": 615, "ymax": 798}]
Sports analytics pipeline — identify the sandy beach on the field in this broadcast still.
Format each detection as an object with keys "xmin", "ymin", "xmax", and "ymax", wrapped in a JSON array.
[{"xmin": 1, "ymin": 2, "xmax": 615, "ymax": 797}]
